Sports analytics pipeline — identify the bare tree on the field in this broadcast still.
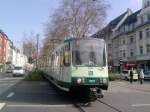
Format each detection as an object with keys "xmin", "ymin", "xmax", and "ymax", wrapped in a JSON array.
[
  {"xmin": 41, "ymin": 0, "xmax": 109, "ymax": 66},
  {"xmin": 47, "ymin": 0, "xmax": 108, "ymax": 39},
  {"xmin": 23, "ymin": 32, "xmax": 37, "ymax": 60}
]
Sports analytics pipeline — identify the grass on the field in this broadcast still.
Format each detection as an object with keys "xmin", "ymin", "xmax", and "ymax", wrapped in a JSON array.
[
  {"xmin": 109, "ymin": 73, "xmax": 121, "ymax": 81},
  {"xmin": 24, "ymin": 70, "xmax": 46, "ymax": 81}
]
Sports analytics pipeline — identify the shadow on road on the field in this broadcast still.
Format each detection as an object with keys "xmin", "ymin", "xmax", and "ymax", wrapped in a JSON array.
[{"xmin": 0, "ymin": 80, "xmax": 73, "ymax": 105}]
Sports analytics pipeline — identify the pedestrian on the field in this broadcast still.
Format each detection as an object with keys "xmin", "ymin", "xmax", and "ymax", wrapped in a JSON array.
[
  {"xmin": 138, "ymin": 69, "xmax": 140, "ymax": 81},
  {"xmin": 139, "ymin": 69, "xmax": 144, "ymax": 84},
  {"xmin": 130, "ymin": 68, "xmax": 133, "ymax": 84}
]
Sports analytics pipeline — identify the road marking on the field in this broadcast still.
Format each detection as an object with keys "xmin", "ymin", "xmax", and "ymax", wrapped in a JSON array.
[
  {"xmin": 0, "ymin": 103, "xmax": 6, "ymax": 110},
  {"xmin": 0, "ymin": 77, "xmax": 23, "ymax": 81},
  {"xmin": 132, "ymin": 104, "xmax": 150, "ymax": 107},
  {"xmin": 7, "ymin": 92, "xmax": 15, "ymax": 98},
  {"xmin": 7, "ymin": 104, "xmax": 73, "ymax": 108},
  {"xmin": 0, "ymin": 83, "xmax": 14, "ymax": 86}
]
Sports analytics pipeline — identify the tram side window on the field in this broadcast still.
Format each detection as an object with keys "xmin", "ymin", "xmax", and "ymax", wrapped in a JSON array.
[
  {"xmin": 63, "ymin": 44, "xmax": 70, "ymax": 66},
  {"xmin": 60, "ymin": 50, "xmax": 64, "ymax": 67},
  {"xmin": 103, "ymin": 48, "xmax": 106, "ymax": 66},
  {"xmin": 51, "ymin": 54, "xmax": 54, "ymax": 70},
  {"xmin": 55, "ymin": 51, "xmax": 60, "ymax": 69}
]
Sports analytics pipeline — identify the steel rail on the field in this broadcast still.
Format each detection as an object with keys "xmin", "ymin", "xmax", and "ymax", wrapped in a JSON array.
[{"xmin": 97, "ymin": 99, "xmax": 122, "ymax": 112}]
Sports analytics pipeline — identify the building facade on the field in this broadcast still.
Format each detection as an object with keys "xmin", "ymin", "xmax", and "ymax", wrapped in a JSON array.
[
  {"xmin": 6, "ymin": 39, "xmax": 13, "ymax": 64},
  {"xmin": 12, "ymin": 47, "xmax": 28, "ymax": 67},
  {"xmin": 0, "ymin": 30, "xmax": 8, "ymax": 65},
  {"xmin": 92, "ymin": 0, "xmax": 150, "ymax": 72}
]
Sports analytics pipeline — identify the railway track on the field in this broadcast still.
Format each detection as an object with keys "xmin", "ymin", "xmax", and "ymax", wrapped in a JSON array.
[
  {"xmin": 73, "ymin": 103, "xmax": 87, "ymax": 112},
  {"xmin": 97, "ymin": 99, "xmax": 122, "ymax": 112},
  {"xmin": 73, "ymin": 97, "xmax": 123, "ymax": 112},
  {"xmin": 73, "ymin": 100, "xmax": 123, "ymax": 112}
]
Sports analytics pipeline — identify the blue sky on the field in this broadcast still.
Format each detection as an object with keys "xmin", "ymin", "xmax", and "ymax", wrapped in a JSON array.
[{"xmin": 0, "ymin": 0, "xmax": 142, "ymax": 48}]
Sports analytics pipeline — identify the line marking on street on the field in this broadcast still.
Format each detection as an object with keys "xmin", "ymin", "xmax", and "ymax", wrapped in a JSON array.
[
  {"xmin": 0, "ymin": 103, "xmax": 6, "ymax": 110},
  {"xmin": 7, "ymin": 92, "xmax": 15, "ymax": 98},
  {"xmin": 0, "ymin": 83, "xmax": 15, "ymax": 86},
  {"xmin": 7, "ymin": 104, "xmax": 73, "ymax": 108},
  {"xmin": 132, "ymin": 104, "xmax": 150, "ymax": 107},
  {"xmin": 0, "ymin": 77, "xmax": 23, "ymax": 81}
]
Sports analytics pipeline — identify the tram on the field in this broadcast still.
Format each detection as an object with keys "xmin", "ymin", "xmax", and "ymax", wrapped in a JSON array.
[{"xmin": 44, "ymin": 37, "xmax": 109, "ymax": 99}]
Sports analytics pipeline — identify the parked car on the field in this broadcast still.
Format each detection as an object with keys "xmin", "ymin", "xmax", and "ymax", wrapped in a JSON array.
[
  {"xmin": 12, "ymin": 66, "xmax": 25, "ymax": 77},
  {"xmin": 144, "ymin": 71, "xmax": 150, "ymax": 80},
  {"xmin": 121, "ymin": 70, "xmax": 129, "ymax": 80},
  {"xmin": 121, "ymin": 70, "xmax": 138, "ymax": 81}
]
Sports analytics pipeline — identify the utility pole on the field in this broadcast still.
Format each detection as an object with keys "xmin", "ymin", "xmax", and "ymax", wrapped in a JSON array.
[{"xmin": 36, "ymin": 34, "xmax": 39, "ymax": 70}]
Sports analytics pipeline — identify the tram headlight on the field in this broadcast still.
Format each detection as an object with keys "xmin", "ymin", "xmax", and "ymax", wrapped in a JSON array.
[
  {"xmin": 100, "ymin": 79, "xmax": 107, "ymax": 85},
  {"xmin": 77, "ymin": 78, "xmax": 84, "ymax": 84},
  {"xmin": 77, "ymin": 78, "xmax": 82, "ymax": 84},
  {"xmin": 103, "ymin": 79, "xmax": 107, "ymax": 84}
]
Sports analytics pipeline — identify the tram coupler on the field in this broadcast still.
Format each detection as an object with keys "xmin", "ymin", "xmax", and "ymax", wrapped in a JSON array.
[{"xmin": 96, "ymin": 88, "xmax": 104, "ymax": 98}]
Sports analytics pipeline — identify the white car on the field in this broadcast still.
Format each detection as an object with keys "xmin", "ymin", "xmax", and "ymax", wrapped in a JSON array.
[
  {"xmin": 13, "ymin": 66, "xmax": 25, "ymax": 77},
  {"xmin": 121, "ymin": 70, "xmax": 138, "ymax": 81}
]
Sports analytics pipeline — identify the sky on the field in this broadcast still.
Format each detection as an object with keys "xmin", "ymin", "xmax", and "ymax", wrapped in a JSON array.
[{"xmin": 0, "ymin": 0, "xmax": 142, "ymax": 48}]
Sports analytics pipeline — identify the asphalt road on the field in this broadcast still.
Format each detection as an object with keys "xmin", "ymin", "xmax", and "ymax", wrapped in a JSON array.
[
  {"xmin": 0, "ymin": 73, "xmax": 150, "ymax": 112},
  {"xmin": 0, "ymin": 73, "xmax": 23, "ymax": 96}
]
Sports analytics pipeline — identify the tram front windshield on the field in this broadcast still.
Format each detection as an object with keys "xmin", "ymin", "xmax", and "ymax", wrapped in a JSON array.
[{"xmin": 72, "ymin": 39, "xmax": 106, "ymax": 67}]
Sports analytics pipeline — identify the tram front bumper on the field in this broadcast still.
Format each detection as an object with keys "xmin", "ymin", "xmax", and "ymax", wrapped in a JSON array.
[{"xmin": 71, "ymin": 77, "xmax": 109, "ymax": 90}]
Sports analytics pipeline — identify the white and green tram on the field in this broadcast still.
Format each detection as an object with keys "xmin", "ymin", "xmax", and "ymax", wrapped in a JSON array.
[{"xmin": 45, "ymin": 37, "xmax": 109, "ymax": 98}]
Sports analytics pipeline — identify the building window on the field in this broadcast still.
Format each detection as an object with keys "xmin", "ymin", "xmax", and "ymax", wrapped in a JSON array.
[
  {"xmin": 147, "ymin": 14, "xmax": 150, "ymax": 21},
  {"xmin": 108, "ymin": 44, "xmax": 112, "ymax": 48},
  {"xmin": 123, "ymin": 50, "xmax": 126, "ymax": 58},
  {"xmin": 130, "ymin": 36, "xmax": 134, "ymax": 43},
  {"xmin": 147, "ymin": 1, "xmax": 150, "ymax": 7},
  {"xmin": 120, "ymin": 50, "xmax": 122, "ymax": 58},
  {"xmin": 140, "ymin": 46, "xmax": 143, "ymax": 54},
  {"xmin": 146, "ymin": 28, "xmax": 150, "ymax": 38},
  {"xmin": 119, "ymin": 39, "xmax": 121, "ymax": 45},
  {"xmin": 139, "ymin": 31, "xmax": 143, "ymax": 40},
  {"xmin": 146, "ymin": 44, "xmax": 150, "ymax": 53},
  {"xmin": 123, "ymin": 39, "xmax": 126, "ymax": 44},
  {"xmin": 141, "ymin": 16, "xmax": 144, "ymax": 24},
  {"xmin": 130, "ymin": 49, "xmax": 134, "ymax": 57}
]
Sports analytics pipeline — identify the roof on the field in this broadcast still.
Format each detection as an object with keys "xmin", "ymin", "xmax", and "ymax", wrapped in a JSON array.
[
  {"xmin": 0, "ymin": 30, "xmax": 8, "ymax": 39},
  {"xmin": 108, "ymin": 11, "xmax": 128, "ymax": 29},
  {"xmin": 121, "ymin": 9, "xmax": 141, "ymax": 26},
  {"xmin": 91, "ymin": 11, "xmax": 128, "ymax": 38}
]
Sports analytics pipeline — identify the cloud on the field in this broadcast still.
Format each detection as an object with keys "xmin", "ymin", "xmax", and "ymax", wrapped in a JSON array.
[{"xmin": 129, "ymin": 0, "xmax": 142, "ymax": 11}]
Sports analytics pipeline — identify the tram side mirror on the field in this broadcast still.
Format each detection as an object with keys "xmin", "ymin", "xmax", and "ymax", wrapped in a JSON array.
[{"xmin": 63, "ymin": 51, "xmax": 70, "ymax": 66}]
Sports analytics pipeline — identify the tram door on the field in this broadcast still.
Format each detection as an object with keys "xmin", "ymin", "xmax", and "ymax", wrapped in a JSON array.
[{"xmin": 61, "ymin": 43, "xmax": 71, "ymax": 82}]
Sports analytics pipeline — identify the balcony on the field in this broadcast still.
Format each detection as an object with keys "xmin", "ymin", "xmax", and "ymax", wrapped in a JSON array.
[
  {"xmin": 127, "ymin": 56, "xmax": 136, "ymax": 62},
  {"xmin": 136, "ymin": 54, "xmax": 150, "ymax": 61}
]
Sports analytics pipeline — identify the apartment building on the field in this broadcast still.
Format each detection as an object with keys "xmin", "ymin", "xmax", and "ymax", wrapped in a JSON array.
[
  {"xmin": 92, "ymin": 0, "xmax": 150, "ymax": 72},
  {"xmin": 0, "ymin": 30, "xmax": 8, "ymax": 64}
]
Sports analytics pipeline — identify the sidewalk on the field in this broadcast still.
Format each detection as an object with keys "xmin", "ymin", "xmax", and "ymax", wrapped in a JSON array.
[{"xmin": 110, "ymin": 80, "xmax": 150, "ymax": 93}]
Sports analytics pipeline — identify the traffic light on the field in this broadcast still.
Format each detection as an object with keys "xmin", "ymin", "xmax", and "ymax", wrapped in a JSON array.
[{"xmin": 119, "ymin": 59, "xmax": 123, "ymax": 65}]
